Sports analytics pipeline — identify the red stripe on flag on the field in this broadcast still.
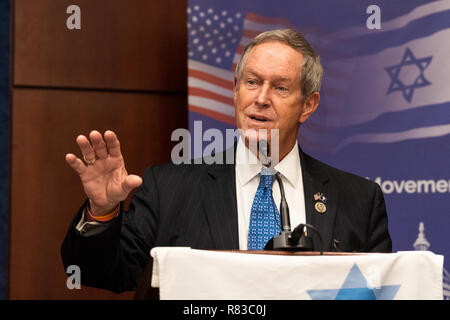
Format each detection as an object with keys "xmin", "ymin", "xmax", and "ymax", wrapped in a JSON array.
[
  {"xmin": 243, "ymin": 17, "xmax": 322, "ymax": 38},
  {"xmin": 189, "ymin": 69, "xmax": 234, "ymax": 90},
  {"xmin": 189, "ymin": 87, "xmax": 235, "ymax": 106},
  {"xmin": 245, "ymin": 13, "xmax": 291, "ymax": 26},
  {"xmin": 189, "ymin": 105, "xmax": 236, "ymax": 125},
  {"xmin": 235, "ymin": 44, "xmax": 245, "ymax": 55}
]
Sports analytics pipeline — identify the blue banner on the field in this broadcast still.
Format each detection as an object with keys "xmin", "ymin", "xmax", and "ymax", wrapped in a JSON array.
[{"xmin": 188, "ymin": 0, "xmax": 449, "ymax": 298}]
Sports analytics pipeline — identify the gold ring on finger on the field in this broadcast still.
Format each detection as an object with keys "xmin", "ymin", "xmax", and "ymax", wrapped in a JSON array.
[{"xmin": 83, "ymin": 155, "xmax": 96, "ymax": 166}]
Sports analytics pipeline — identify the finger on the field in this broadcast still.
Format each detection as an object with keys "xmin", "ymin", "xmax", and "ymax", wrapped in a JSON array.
[
  {"xmin": 89, "ymin": 130, "xmax": 108, "ymax": 160},
  {"xmin": 76, "ymin": 135, "xmax": 96, "ymax": 162},
  {"xmin": 121, "ymin": 174, "xmax": 143, "ymax": 194},
  {"xmin": 104, "ymin": 130, "xmax": 122, "ymax": 158},
  {"xmin": 65, "ymin": 153, "xmax": 87, "ymax": 175}
]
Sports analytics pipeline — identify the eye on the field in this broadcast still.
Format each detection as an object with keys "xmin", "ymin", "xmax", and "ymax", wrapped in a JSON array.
[
  {"xmin": 247, "ymin": 79, "xmax": 257, "ymax": 86},
  {"xmin": 276, "ymin": 86, "xmax": 288, "ymax": 92}
]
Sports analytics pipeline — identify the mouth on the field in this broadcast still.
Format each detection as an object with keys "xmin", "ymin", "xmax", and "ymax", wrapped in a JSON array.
[{"xmin": 248, "ymin": 114, "xmax": 270, "ymax": 122}]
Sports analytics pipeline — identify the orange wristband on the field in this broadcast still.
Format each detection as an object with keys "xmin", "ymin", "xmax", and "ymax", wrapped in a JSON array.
[{"xmin": 86, "ymin": 202, "xmax": 120, "ymax": 223}]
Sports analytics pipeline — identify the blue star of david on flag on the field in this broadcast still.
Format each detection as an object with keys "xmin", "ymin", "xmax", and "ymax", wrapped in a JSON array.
[
  {"xmin": 385, "ymin": 48, "xmax": 432, "ymax": 103},
  {"xmin": 307, "ymin": 264, "xmax": 401, "ymax": 300}
]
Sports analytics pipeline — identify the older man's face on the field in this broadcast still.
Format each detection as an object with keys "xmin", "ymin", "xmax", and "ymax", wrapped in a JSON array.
[{"xmin": 234, "ymin": 41, "xmax": 313, "ymax": 159}]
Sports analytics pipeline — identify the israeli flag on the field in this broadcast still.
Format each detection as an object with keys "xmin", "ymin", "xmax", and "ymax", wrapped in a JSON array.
[{"xmin": 301, "ymin": 1, "xmax": 450, "ymax": 152}]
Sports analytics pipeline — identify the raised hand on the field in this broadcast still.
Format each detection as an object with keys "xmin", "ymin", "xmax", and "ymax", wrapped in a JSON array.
[{"xmin": 65, "ymin": 130, "xmax": 143, "ymax": 216}]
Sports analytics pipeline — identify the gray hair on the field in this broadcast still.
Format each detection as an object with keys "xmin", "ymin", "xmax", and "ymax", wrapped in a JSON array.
[{"xmin": 235, "ymin": 29, "xmax": 323, "ymax": 101}]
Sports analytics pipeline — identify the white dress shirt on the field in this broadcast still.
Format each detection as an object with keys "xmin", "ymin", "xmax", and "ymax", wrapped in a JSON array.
[{"xmin": 235, "ymin": 137, "xmax": 306, "ymax": 250}]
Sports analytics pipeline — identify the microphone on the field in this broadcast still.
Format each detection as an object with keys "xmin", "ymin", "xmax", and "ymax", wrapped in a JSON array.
[
  {"xmin": 258, "ymin": 140, "xmax": 291, "ymax": 233},
  {"xmin": 258, "ymin": 139, "xmax": 322, "ymax": 254},
  {"xmin": 275, "ymin": 172, "xmax": 291, "ymax": 232},
  {"xmin": 258, "ymin": 139, "xmax": 270, "ymax": 166}
]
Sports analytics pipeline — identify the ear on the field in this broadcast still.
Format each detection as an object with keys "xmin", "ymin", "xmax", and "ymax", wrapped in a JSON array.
[{"xmin": 299, "ymin": 91, "xmax": 320, "ymax": 124}]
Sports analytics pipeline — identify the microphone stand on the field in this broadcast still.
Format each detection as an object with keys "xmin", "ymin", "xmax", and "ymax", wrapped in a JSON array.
[
  {"xmin": 265, "ymin": 173, "xmax": 323, "ymax": 255},
  {"xmin": 257, "ymin": 140, "xmax": 323, "ymax": 255}
]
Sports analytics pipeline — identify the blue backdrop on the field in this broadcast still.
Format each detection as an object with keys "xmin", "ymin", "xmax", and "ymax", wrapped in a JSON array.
[
  {"xmin": 188, "ymin": 0, "xmax": 449, "ymax": 298},
  {"xmin": 0, "ymin": 0, "xmax": 10, "ymax": 300}
]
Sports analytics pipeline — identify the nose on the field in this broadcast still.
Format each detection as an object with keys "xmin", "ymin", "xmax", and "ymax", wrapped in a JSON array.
[{"xmin": 255, "ymin": 82, "xmax": 270, "ymax": 108}]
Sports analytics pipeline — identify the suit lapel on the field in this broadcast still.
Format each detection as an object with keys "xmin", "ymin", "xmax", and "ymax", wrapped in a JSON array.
[
  {"xmin": 300, "ymin": 148, "xmax": 338, "ymax": 252},
  {"xmin": 199, "ymin": 145, "xmax": 338, "ymax": 251},
  {"xmin": 200, "ymin": 148, "xmax": 239, "ymax": 250}
]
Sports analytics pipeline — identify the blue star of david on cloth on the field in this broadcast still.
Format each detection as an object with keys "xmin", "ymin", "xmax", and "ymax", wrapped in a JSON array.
[
  {"xmin": 307, "ymin": 264, "xmax": 401, "ymax": 300},
  {"xmin": 385, "ymin": 47, "xmax": 432, "ymax": 103}
]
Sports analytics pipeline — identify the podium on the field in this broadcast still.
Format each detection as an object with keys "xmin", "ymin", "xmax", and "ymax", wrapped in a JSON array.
[{"xmin": 135, "ymin": 248, "xmax": 444, "ymax": 300}]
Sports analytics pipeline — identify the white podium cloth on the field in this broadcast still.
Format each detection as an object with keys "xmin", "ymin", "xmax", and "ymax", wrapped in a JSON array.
[{"xmin": 150, "ymin": 248, "xmax": 443, "ymax": 300}]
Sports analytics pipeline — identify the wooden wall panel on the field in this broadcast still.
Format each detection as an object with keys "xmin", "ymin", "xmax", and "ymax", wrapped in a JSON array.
[
  {"xmin": 10, "ymin": 0, "xmax": 188, "ymax": 299},
  {"xmin": 13, "ymin": 0, "xmax": 187, "ymax": 92},
  {"xmin": 9, "ymin": 88, "xmax": 186, "ymax": 299}
]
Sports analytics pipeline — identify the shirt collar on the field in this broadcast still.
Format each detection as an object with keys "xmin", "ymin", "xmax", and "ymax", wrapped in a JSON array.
[
  {"xmin": 274, "ymin": 142, "xmax": 300, "ymax": 188},
  {"xmin": 235, "ymin": 137, "xmax": 301, "ymax": 188}
]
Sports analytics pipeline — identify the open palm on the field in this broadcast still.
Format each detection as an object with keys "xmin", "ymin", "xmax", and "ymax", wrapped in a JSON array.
[{"xmin": 65, "ymin": 130, "xmax": 142, "ymax": 215}]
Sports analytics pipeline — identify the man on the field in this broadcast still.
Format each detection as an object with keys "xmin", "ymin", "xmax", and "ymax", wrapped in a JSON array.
[{"xmin": 62, "ymin": 29, "xmax": 392, "ymax": 293}]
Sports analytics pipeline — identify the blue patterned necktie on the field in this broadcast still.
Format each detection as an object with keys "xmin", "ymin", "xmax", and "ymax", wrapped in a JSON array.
[{"xmin": 248, "ymin": 168, "xmax": 281, "ymax": 250}]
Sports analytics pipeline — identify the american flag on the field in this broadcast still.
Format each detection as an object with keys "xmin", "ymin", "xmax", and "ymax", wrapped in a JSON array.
[
  {"xmin": 188, "ymin": 5, "xmax": 291, "ymax": 125},
  {"xmin": 187, "ymin": 4, "xmax": 351, "ymax": 154}
]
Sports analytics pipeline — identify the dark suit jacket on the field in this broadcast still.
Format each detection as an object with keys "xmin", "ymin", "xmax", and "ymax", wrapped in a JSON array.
[{"xmin": 61, "ymin": 146, "xmax": 392, "ymax": 293}]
